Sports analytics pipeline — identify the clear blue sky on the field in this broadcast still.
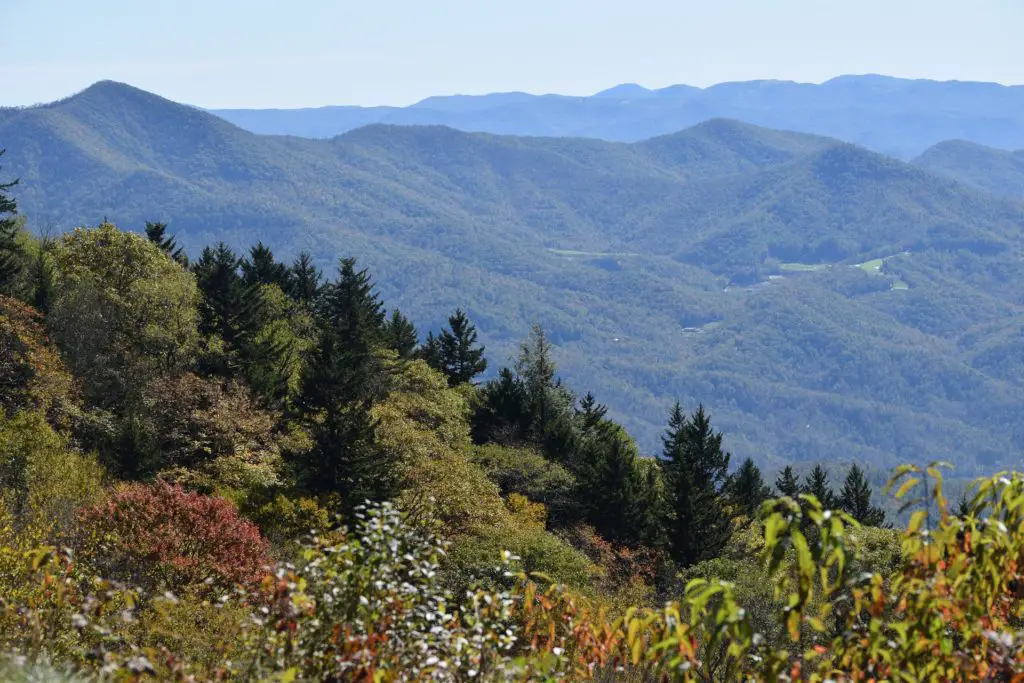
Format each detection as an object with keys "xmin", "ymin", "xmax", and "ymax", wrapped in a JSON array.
[{"xmin": 3, "ymin": 0, "xmax": 1021, "ymax": 108}]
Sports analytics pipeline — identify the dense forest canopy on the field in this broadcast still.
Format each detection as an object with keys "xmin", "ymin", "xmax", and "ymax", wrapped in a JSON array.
[
  {"xmin": 3, "ymin": 151, "xmax": 1024, "ymax": 678},
  {"xmin": 4, "ymin": 82, "xmax": 1024, "ymax": 474}
]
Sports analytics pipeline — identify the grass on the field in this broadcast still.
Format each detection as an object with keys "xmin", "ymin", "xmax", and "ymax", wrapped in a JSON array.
[
  {"xmin": 779, "ymin": 262, "xmax": 830, "ymax": 272},
  {"xmin": 546, "ymin": 248, "xmax": 638, "ymax": 257},
  {"xmin": 856, "ymin": 258, "xmax": 886, "ymax": 273}
]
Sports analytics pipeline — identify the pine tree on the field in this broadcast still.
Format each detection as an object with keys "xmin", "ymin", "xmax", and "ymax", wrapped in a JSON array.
[
  {"xmin": 192, "ymin": 244, "xmax": 268, "ymax": 344},
  {"xmin": 418, "ymin": 331, "xmax": 442, "ymax": 368},
  {"xmin": 729, "ymin": 457, "xmax": 770, "ymax": 519},
  {"xmin": 144, "ymin": 221, "xmax": 188, "ymax": 266},
  {"xmin": 803, "ymin": 464, "xmax": 837, "ymax": 509},
  {"xmin": 515, "ymin": 324, "xmax": 558, "ymax": 429},
  {"xmin": 242, "ymin": 241, "xmax": 289, "ymax": 290},
  {"xmin": 577, "ymin": 392, "xmax": 608, "ymax": 433},
  {"xmin": 662, "ymin": 403, "xmax": 733, "ymax": 566},
  {"xmin": 579, "ymin": 423, "xmax": 664, "ymax": 547},
  {"xmin": 838, "ymin": 464, "xmax": 886, "ymax": 527},
  {"xmin": 471, "ymin": 368, "xmax": 531, "ymax": 445},
  {"xmin": 30, "ymin": 239, "xmax": 56, "ymax": 314},
  {"xmin": 432, "ymin": 308, "xmax": 487, "ymax": 386},
  {"xmin": 384, "ymin": 310, "xmax": 419, "ymax": 358},
  {"xmin": 287, "ymin": 251, "xmax": 323, "ymax": 306},
  {"xmin": 775, "ymin": 466, "xmax": 802, "ymax": 499},
  {"xmin": 0, "ymin": 151, "xmax": 26, "ymax": 297},
  {"xmin": 297, "ymin": 258, "xmax": 390, "ymax": 504}
]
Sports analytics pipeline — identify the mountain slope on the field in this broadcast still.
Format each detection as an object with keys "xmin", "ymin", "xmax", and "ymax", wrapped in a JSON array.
[
  {"xmin": 4, "ymin": 81, "xmax": 1024, "ymax": 473},
  {"xmin": 912, "ymin": 140, "xmax": 1024, "ymax": 199},
  {"xmin": 208, "ymin": 75, "xmax": 1024, "ymax": 158}
]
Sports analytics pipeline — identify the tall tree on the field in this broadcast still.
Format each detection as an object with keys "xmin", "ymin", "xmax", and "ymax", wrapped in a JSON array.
[
  {"xmin": 431, "ymin": 309, "xmax": 487, "ymax": 386},
  {"xmin": 287, "ymin": 251, "xmax": 323, "ymax": 307},
  {"xmin": 144, "ymin": 221, "xmax": 188, "ymax": 266},
  {"xmin": 471, "ymin": 368, "xmax": 531, "ymax": 445},
  {"xmin": 0, "ymin": 151, "xmax": 26, "ymax": 297},
  {"xmin": 662, "ymin": 403, "xmax": 733, "ymax": 566},
  {"xmin": 515, "ymin": 323, "xmax": 559, "ymax": 429},
  {"xmin": 729, "ymin": 457, "xmax": 770, "ymax": 519},
  {"xmin": 297, "ymin": 258, "xmax": 389, "ymax": 504},
  {"xmin": 775, "ymin": 466, "xmax": 802, "ymax": 499},
  {"xmin": 241, "ymin": 241, "xmax": 289, "ymax": 290},
  {"xmin": 579, "ymin": 423, "xmax": 664, "ymax": 547},
  {"xmin": 803, "ymin": 464, "xmax": 837, "ymax": 509},
  {"xmin": 30, "ymin": 237, "xmax": 56, "ymax": 314},
  {"xmin": 577, "ymin": 392, "xmax": 608, "ymax": 434},
  {"xmin": 838, "ymin": 464, "xmax": 886, "ymax": 527},
  {"xmin": 384, "ymin": 309, "xmax": 418, "ymax": 358}
]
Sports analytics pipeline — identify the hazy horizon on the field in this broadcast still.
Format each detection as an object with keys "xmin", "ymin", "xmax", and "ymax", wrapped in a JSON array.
[{"xmin": 3, "ymin": 0, "xmax": 1021, "ymax": 108}]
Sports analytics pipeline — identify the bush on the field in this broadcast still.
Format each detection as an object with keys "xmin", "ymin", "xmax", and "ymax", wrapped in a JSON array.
[{"xmin": 77, "ymin": 482, "xmax": 269, "ymax": 591}]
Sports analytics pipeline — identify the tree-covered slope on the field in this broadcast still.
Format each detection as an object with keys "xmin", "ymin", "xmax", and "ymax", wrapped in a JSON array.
[
  {"xmin": 913, "ymin": 139, "xmax": 1024, "ymax": 199},
  {"xmin": 209, "ymin": 74, "xmax": 1024, "ymax": 158},
  {"xmin": 3, "ymin": 80, "xmax": 1024, "ymax": 472}
]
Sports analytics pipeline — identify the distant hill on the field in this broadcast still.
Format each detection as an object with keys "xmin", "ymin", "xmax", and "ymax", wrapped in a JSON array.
[
  {"xmin": 4, "ymin": 80, "xmax": 1024, "ymax": 474},
  {"xmin": 209, "ymin": 75, "xmax": 1024, "ymax": 159},
  {"xmin": 913, "ymin": 140, "xmax": 1024, "ymax": 199}
]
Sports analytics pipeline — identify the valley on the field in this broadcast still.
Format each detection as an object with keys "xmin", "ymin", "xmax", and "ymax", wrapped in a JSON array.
[{"xmin": 2, "ymin": 81, "xmax": 1024, "ymax": 472}]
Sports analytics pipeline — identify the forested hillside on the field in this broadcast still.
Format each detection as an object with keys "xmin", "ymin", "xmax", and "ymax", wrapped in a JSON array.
[
  {"xmin": 3, "ymin": 81, "xmax": 1024, "ymax": 472},
  {"xmin": 1, "ymin": 174, "xmax": 1023, "ymax": 680},
  {"xmin": 913, "ymin": 140, "xmax": 1024, "ymax": 199},
  {"xmin": 210, "ymin": 74, "xmax": 1024, "ymax": 159}
]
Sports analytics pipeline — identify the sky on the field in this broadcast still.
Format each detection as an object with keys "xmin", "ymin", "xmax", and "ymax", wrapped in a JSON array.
[{"xmin": 2, "ymin": 0, "xmax": 1022, "ymax": 109}]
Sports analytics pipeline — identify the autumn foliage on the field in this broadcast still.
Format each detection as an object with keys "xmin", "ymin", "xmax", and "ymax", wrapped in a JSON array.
[{"xmin": 77, "ymin": 481, "xmax": 270, "ymax": 589}]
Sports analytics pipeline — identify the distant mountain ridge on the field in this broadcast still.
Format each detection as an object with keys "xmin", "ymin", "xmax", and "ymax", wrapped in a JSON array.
[
  {"xmin": 208, "ymin": 74, "xmax": 1024, "ymax": 158},
  {"xmin": 3, "ymin": 80, "xmax": 1024, "ymax": 474}
]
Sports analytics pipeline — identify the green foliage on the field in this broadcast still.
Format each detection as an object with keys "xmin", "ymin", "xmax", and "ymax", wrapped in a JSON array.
[
  {"xmin": 296, "ymin": 258, "xmax": 389, "ymax": 503},
  {"xmin": 49, "ymin": 223, "xmax": 200, "ymax": 410},
  {"xmin": 0, "ymin": 151, "xmax": 27, "ymax": 299},
  {"xmin": 8, "ymin": 87, "xmax": 1024, "ymax": 470},
  {"xmin": 838, "ymin": 463, "xmax": 887, "ymax": 526},
  {"xmin": 384, "ymin": 308, "xmax": 418, "ymax": 358},
  {"xmin": 729, "ymin": 457, "xmax": 771, "ymax": 518},
  {"xmin": 662, "ymin": 403, "xmax": 733, "ymax": 566},
  {"xmin": 427, "ymin": 308, "xmax": 488, "ymax": 386}
]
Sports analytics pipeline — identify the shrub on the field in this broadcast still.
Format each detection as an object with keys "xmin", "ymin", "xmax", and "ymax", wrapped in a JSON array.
[{"xmin": 77, "ymin": 482, "xmax": 269, "ymax": 591}]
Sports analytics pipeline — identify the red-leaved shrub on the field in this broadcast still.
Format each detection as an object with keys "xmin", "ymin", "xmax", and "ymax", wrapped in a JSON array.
[{"xmin": 78, "ymin": 482, "xmax": 270, "ymax": 589}]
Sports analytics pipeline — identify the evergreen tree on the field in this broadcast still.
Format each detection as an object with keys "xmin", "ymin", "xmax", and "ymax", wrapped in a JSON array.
[
  {"xmin": 316, "ymin": 257, "xmax": 386, "ymax": 343},
  {"xmin": 144, "ymin": 221, "xmax": 188, "ymax": 266},
  {"xmin": 580, "ymin": 423, "xmax": 663, "ymax": 546},
  {"xmin": 384, "ymin": 310, "xmax": 419, "ymax": 358},
  {"xmin": 803, "ymin": 464, "xmax": 837, "ymax": 509},
  {"xmin": 775, "ymin": 466, "xmax": 802, "ymax": 499},
  {"xmin": 662, "ymin": 403, "xmax": 732, "ymax": 566},
  {"xmin": 471, "ymin": 368, "xmax": 531, "ymax": 445},
  {"xmin": 577, "ymin": 392, "xmax": 608, "ymax": 434},
  {"xmin": 838, "ymin": 464, "xmax": 887, "ymax": 527},
  {"xmin": 242, "ymin": 241, "xmax": 289, "ymax": 290},
  {"xmin": 30, "ymin": 238, "xmax": 56, "ymax": 314},
  {"xmin": 729, "ymin": 457, "xmax": 770, "ymax": 519},
  {"xmin": 515, "ymin": 324, "xmax": 558, "ymax": 429},
  {"xmin": 418, "ymin": 331, "xmax": 442, "ymax": 368},
  {"xmin": 192, "ymin": 244, "xmax": 267, "ymax": 343},
  {"xmin": 431, "ymin": 309, "xmax": 487, "ymax": 386},
  {"xmin": 191, "ymin": 243, "xmax": 274, "ymax": 381},
  {"xmin": 297, "ymin": 258, "xmax": 390, "ymax": 504},
  {"xmin": 0, "ymin": 152, "xmax": 26, "ymax": 297},
  {"xmin": 287, "ymin": 251, "xmax": 323, "ymax": 306}
]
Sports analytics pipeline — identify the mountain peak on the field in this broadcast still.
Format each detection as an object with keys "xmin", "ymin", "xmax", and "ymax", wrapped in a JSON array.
[{"xmin": 592, "ymin": 83, "xmax": 652, "ymax": 99}]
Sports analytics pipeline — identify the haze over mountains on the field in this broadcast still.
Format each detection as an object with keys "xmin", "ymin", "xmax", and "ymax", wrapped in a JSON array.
[
  {"xmin": 3, "ymin": 79, "xmax": 1024, "ymax": 473},
  {"xmin": 210, "ymin": 75, "xmax": 1024, "ymax": 159}
]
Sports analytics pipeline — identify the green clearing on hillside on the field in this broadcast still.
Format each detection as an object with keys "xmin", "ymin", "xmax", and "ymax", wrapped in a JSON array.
[
  {"xmin": 779, "ymin": 262, "xmax": 830, "ymax": 272},
  {"xmin": 546, "ymin": 248, "xmax": 639, "ymax": 258}
]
